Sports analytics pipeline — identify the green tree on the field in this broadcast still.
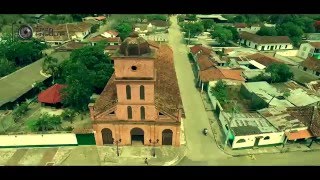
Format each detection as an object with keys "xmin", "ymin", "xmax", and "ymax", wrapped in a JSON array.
[
  {"xmin": 223, "ymin": 26, "xmax": 239, "ymax": 41},
  {"xmin": 115, "ymin": 22, "xmax": 133, "ymax": 40},
  {"xmin": 12, "ymin": 102, "xmax": 29, "ymax": 122},
  {"xmin": 0, "ymin": 58, "xmax": 16, "ymax": 77},
  {"xmin": 211, "ymin": 26, "xmax": 233, "ymax": 45},
  {"xmin": 91, "ymin": 24, "xmax": 100, "ymax": 33},
  {"xmin": 210, "ymin": 80, "xmax": 229, "ymax": 105},
  {"xmin": 245, "ymin": 15, "xmax": 260, "ymax": 24},
  {"xmin": 61, "ymin": 109, "xmax": 76, "ymax": 124},
  {"xmin": 61, "ymin": 62, "xmax": 93, "ymax": 112},
  {"xmin": 186, "ymin": 14, "xmax": 197, "ymax": 21},
  {"xmin": 201, "ymin": 19, "xmax": 215, "ymax": 30},
  {"xmin": 233, "ymin": 15, "xmax": 247, "ymax": 23},
  {"xmin": 183, "ymin": 22, "xmax": 204, "ymax": 38},
  {"xmin": 265, "ymin": 63, "xmax": 294, "ymax": 83},
  {"xmin": 42, "ymin": 56, "xmax": 59, "ymax": 83},
  {"xmin": 276, "ymin": 22, "xmax": 304, "ymax": 47},
  {"xmin": 256, "ymin": 26, "xmax": 278, "ymax": 36},
  {"xmin": 146, "ymin": 14, "xmax": 168, "ymax": 21},
  {"xmin": 69, "ymin": 45, "xmax": 114, "ymax": 91},
  {"xmin": 27, "ymin": 113, "xmax": 62, "ymax": 132}
]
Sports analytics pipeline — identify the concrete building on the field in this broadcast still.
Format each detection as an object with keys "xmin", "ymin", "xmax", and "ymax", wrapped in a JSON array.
[
  {"xmin": 89, "ymin": 33, "xmax": 184, "ymax": 147},
  {"xmin": 258, "ymin": 107, "xmax": 313, "ymax": 142},
  {"xmin": 240, "ymin": 81, "xmax": 295, "ymax": 109},
  {"xmin": 234, "ymin": 23, "xmax": 261, "ymax": 34},
  {"xmin": 218, "ymin": 111, "xmax": 284, "ymax": 149},
  {"xmin": 239, "ymin": 32, "xmax": 293, "ymax": 51},
  {"xmin": 101, "ymin": 30, "xmax": 119, "ymax": 38},
  {"xmin": 300, "ymin": 56, "xmax": 320, "ymax": 76},
  {"xmin": 297, "ymin": 42, "xmax": 320, "ymax": 60}
]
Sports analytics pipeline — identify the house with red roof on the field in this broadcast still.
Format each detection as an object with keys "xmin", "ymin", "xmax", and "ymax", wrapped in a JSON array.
[
  {"xmin": 88, "ymin": 35, "xmax": 121, "ymax": 46},
  {"xmin": 239, "ymin": 32, "xmax": 293, "ymax": 51},
  {"xmin": 38, "ymin": 84, "xmax": 66, "ymax": 106},
  {"xmin": 297, "ymin": 42, "xmax": 320, "ymax": 60}
]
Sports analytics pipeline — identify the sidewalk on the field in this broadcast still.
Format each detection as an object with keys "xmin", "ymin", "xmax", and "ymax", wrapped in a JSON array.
[
  {"xmin": 0, "ymin": 145, "xmax": 187, "ymax": 166},
  {"xmin": 199, "ymin": 92, "xmax": 320, "ymax": 157}
]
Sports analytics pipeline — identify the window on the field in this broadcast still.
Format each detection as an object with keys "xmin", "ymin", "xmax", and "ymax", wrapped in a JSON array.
[
  {"xmin": 236, "ymin": 139, "xmax": 246, "ymax": 143},
  {"xmin": 140, "ymin": 106, "xmax": 145, "ymax": 120},
  {"xmin": 126, "ymin": 85, "xmax": 131, "ymax": 100},
  {"xmin": 303, "ymin": 67, "xmax": 307, "ymax": 71},
  {"xmin": 316, "ymin": 72, "xmax": 320, "ymax": 76},
  {"xmin": 140, "ymin": 85, "xmax": 145, "ymax": 100},
  {"xmin": 285, "ymin": 45, "xmax": 288, "ymax": 49},
  {"xmin": 225, "ymin": 124, "xmax": 229, "ymax": 131},
  {"xmin": 127, "ymin": 106, "xmax": 132, "ymax": 119},
  {"xmin": 263, "ymin": 136, "xmax": 270, "ymax": 140}
]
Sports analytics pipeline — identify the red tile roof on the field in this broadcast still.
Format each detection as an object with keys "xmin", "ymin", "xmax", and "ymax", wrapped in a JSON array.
[
  {"xmin": 246, "ymin": 53, "xmax": 282, "ymax": 67},
  {"xmin": 287, "ymin": 106, "xmax": 320, "ymax": 137},
  {"xmin": 150, "ymin": 20, "xmax": 169, "ymax": 27},
  {"xmin": 105, "ymin": 30, "xmax": 119, "ymax": 36},
  {"xmin": 234, "ymin": 23, "xmax": 248, "ymax": 28},
  {"xmin": 199, "ymin": 68, "xmax": 245, "ymax": 82},
  {"xmin": 240, "ymin": 31, "xmax": 292, "ymax": 44},
  {"xmin": 55, "ymin": 41, "xmax": 88, "ymax": 51},
  {"xmin": 88, "ymin": 35, "xmax": 107, "ymax": 42},
  {"xmin": 94, "ymin": 44, "xmax": 183, "ymax": 119},
  {"xmin": 106, "ymin": 37, "xmax": 121, "ymax": 43},
  {"xmin": 309, "ymin": 42, "xmax": 320, "ymax": 48},
  {"xmin": 190, "ymin": 45, "xmax": 212, "ymax": 55},
  {"xmin": 197, "ymin": 55, "xmax": 215, "ymax": 71},
  {"xmin": 301, "ymin": 56, "xmax": 320, "ymax": 72},
  {"xmin": 38, "ymin": 84, "xmax": 66, "ymax": 104},
  {"xmin": 285, "ymin": 129, "xmax": 313, "ymax": 140},
  {"xmin": 147, "ymin": 40, "xmax": 160, "ymax": 49},
  {"xmin": 95, "ymin": 16, "xmax": 106, "ymax": 21},
  {"xmin": 105, "ymin": 45, "xmax": 120, "ymax": 50}
]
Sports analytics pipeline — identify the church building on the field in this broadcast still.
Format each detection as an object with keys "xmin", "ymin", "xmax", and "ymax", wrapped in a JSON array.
[{"xmin": 88, "ymin": 32, "xmax": 184, "ymax": 147}]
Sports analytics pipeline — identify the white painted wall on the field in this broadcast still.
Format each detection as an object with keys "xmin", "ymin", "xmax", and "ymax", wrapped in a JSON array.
[
  {"xmin": 276, "ymin": 50, "xmax": 298, "ymax": 57},
  {"xmin": 241, "ymin": 39, "xmax": 293, "ymax": 51},
  {"xmin": 297, "ymin": 43, "xmax": 313, "ymax": 59},
  {"xmin": 232, "ymin": 132, "xmax": 285, "ymax": 149},
  {"xmin": 0, "ymin": 133, "xmax": 77, "ymax": 147},
  {"xmin": 218, "ymin": 111, "xmax": 285, "ymax": 149}
]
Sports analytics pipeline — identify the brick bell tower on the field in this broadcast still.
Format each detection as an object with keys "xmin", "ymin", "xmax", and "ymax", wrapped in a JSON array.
[{"xmin": 112, "ymin": 32, "xmax": 158, "ymax": 122}]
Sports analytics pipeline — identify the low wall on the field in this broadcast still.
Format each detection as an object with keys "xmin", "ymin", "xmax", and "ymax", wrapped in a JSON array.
[
  {"xmin": 276, "ymin": 50, "xmax": 298, "ymax": 57},
  {"xmin": 0, "ymin": 133, "xmax": 77, "ymax": 147}
]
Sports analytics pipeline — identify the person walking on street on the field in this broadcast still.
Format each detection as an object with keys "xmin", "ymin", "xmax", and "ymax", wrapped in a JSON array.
[{"xmin": 145, "ymin": 158, "xmax": 149, "ymax": 165}]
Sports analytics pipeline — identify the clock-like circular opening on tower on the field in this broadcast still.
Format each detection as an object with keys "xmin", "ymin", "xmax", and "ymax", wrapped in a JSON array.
[{"xmin": 131, "ymin": 66, "xmax": 137, "ymax": 71}]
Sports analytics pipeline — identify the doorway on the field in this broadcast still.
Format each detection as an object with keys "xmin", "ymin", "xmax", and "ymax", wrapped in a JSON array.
[
  {"xmin": 162, "ymin": 129, "xmax": 173, "ymax": 145},
  {"xmin": 254, "ymin": 136, "xmax": 262, "ymax": 146},
  {"xmin": 131, "ymin": 128, "xmax": 144, "ymax": 145},
  {"xmin": 101, "ymin": 128, "xmax": 113, "ymax": 145}
]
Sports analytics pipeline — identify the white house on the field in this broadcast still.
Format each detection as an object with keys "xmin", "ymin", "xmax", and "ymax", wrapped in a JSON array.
[
  {"xmin": 239, "ymin": 32, "xmax": 293, "ymax": 51},
  {"xmin": 101, "ymin": 30, "xmax": 119, "ymax": 38},
  {"xmin": 297, "ymin": 42, "xmax": 320, "ymax": 60},
  {"xmin": 234, "ymin": 23, "xmax": 261, "ymax": 34},
  {"xmin": 218, "ymin": 110, "xmax": 284, "ymax": 149}
]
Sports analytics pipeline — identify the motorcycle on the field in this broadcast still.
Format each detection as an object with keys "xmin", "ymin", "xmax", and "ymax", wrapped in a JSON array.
[{"xmin": 203, "ymin": 128, "xmax": 208, "ymax": 136}]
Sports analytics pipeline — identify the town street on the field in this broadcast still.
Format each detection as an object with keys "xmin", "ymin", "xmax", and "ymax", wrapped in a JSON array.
[{"xmin": 168, "ymin": 15, "xmax": 320, "ymax": 166}]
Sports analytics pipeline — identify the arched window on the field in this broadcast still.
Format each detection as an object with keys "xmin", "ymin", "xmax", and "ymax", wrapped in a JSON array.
[
  {"xmin": 236, "ymin": 139, "xmax": 246, "ymax": 143},
  {"xmin": 126, "ymin": 85, "xmax": 131, "ymax": 100},
  {"xmin": 140, "ymin": 106, "xmax": 145, "ymax": 120},
  {"xmin": 140, "ymin": 85, "xmax": 145, "ymax": 100},
  {"xmin": 263, "ymin": 136, "xmax": 270, "ymax": 140},
  {"xmin": 127, "ymin": 106, "xmax": 132, "ymax": 119}
]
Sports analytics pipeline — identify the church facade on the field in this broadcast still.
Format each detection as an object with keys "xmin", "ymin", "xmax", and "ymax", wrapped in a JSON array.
[{"xmin": 89, "ymin": 33, "xmax": 184, "ymax": 147}]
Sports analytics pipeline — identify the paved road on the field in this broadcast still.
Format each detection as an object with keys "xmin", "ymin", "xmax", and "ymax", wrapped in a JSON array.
[{"xmin": 168, "ymin": 16, "xmax": 320, "ymax": 166}]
